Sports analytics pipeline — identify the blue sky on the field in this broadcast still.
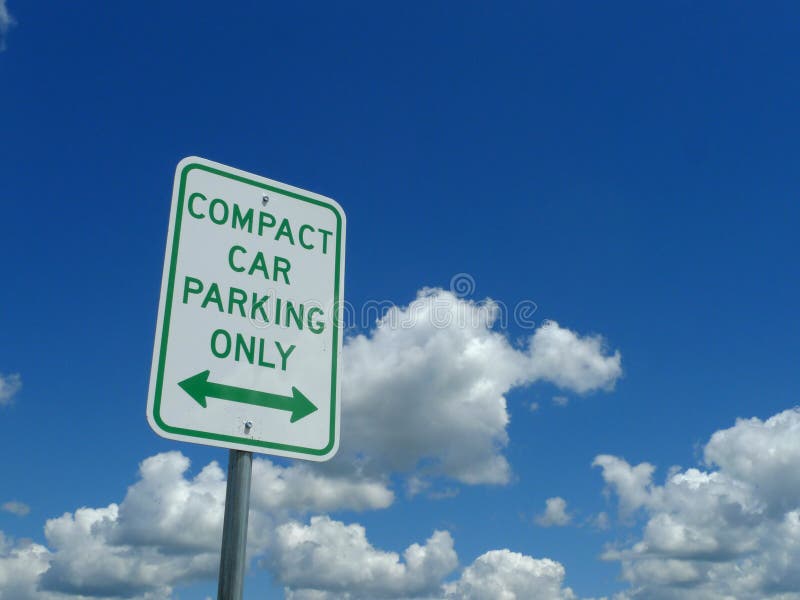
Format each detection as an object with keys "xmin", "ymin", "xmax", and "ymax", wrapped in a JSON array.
[{"xmin": 1, "ymin": 2, "xmax": 799, "ymax": 599}]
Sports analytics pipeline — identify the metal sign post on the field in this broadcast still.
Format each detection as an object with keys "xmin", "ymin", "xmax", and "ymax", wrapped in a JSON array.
[{"xmin": 218, "ymin": 450, "xmax": 253, "ymax": 600}]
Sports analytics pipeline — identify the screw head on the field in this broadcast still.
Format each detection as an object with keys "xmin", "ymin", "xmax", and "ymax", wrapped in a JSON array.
[
  {"xmin": 262, "ymin": 195, "xmax": 269, "ymax": 206},
  {"xmin": 244, "ymin": 420, "xmax": 253, "ymax": 430}
]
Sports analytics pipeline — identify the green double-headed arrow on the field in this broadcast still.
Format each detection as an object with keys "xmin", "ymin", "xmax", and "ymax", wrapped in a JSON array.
[{"xmin": 178, "ymin": 370, "xmax": 317, "ymax": 423}]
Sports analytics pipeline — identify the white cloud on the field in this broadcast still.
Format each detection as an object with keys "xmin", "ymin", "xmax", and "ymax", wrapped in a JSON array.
[
  {"xmin": 274, "ymin": 522, "xmax": 588, "ymax": 600},
  {"xmin": 27, "ymin": 450, "xmax": 395, "ymax": 598},
  {"xmin": 36, "ymin": 453, "xmax": 240, "ymax": 597},
  {"xmin": 552, "ymin": 396, "xmax": 569, "ymax": 407},
  {"xmin": 536, "ymin": 497, "xmax": 572, "ymax": 527},
  {"xmin": 104, "ymin": 452, "xmax": 228, "ymax": 553},
  {"xmin": 703, "ymin": 409, "xmax": 800, "ymax": 514},
  {"xmin": 526, "ymin": 322, "xmax": 622, "ymax": 394},
  {"xmin": 0, "ymin": 0, "xmax": 14, "ymax": 51},
  {"xmin": 0, "ymin": 533, "xmax": 52, "ymax": 600},
  {"xmin": 0, "ymin": 448, "xmax": 590, "ymax": 599},
  {"xmin": 285, "ymin": 590, "xmax": 337, "ymax": 600},
  {"xmin": 340, "ymin": 289, "xmax": 621, "ymax": 487},
  {"xmin": 41, "ymin": 503, "xmax": 210, "ymax": 599},
  {"xmin": 270, "ymin": 516, "xmax": 457, "ymax": 599},
  {"xmin": 250, "ymin": 459, "xmax": 393, "ymax": 515},
  {"xmin": 596, "ymin": 407, "xmax": 800, "ymax": 599},
  {"xmin": 0, "ymin": 288, "xmax": 622, "ymax": 598},
  {"xmin": 1, "ymin": 501, "xmax": 30, "ymax": 516},
  {"xmin": 0, "ymin": 450, "xmax": 401, "ymax": 598},
  {"xmin": 443, "ymin": 549, "xmax": 578, "ymax": 600},
  {"xmin": 592, "ymin": 455, "xmax": 654, "ymax": 518},
  {"xmin": 0, "ymin": 373, "xmax": 21, "ymax": 406}
]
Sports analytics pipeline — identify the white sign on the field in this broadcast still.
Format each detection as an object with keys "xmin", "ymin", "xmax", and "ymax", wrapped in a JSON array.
[{"xmin": 147, "ymin": 157, "xmax": 346, "ymax": 461}]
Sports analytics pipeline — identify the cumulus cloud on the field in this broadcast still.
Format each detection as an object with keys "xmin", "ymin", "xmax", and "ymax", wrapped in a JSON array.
[
  {"xmin": 0, "ymin": 287, "xmax": 621, "ymax": 598},
  {"xmin": 592, "ymin": 455, "xmax": 654, "ymax": 519},
  {"xmin": 274, "ymin": 525, "xmax": 586, "ymax": 600},
  {"xmin": 0, "ymin": 448, "xmax": 589, "ymax": 599},
  {"xmin": 250, "ymin": 459, "xmax": 393, "ymax": 515},
  {"xmin": 0, "ymin": 531, "xmax": 172, "ymax": 600},
  {"xmin": 526, "ymin": 323, "xmax": 621, "ymax": 393},
  {"xmin": 0, "ymin": 449, "xmax": 591, "ymax": 599},
  {"xmin": 41, "ymin": 504, "xmax": 215, "ymax": 598},
  {"xmin": 340, "ymin": 289, "xmax": 621, "ymax": 487},
  {"xmin": 596, "ymin": 407, "xmax": 800, "ymax": 599},
  {"xmin": 270, "ymin": 516, "xmax": 457, "ymax": 599},
  {"xmin": 20, "ymin": 451, "xmax": 394, "ymax": 598},
  {"xmin": 38, "ymin": 453, "xmax": 227, "ymax": 598},
  {"xmin": 443, "ymin": 549, "xmax": 578, "ymax": 599},
  {"xmin": 0, "ymin": 450, "xmax": 405, "ymax": 598},
  {"xmin": 703, "ymin": 409, "xmax": 800, "ymax": 515},
  {"xmin": 0, "ymin": 373, "xmax": 21, "ymax": 405},
  {"xmin": 0, "ymin": 533, "xmax": 52, "ymax": 600},
  {"xmin": 535, "ymin": 497, "xmax": 572, "ymax": 527},
  {"xmin": 1, "ymin": 501, "xmax": 30, "ymax": 516},
  {"xmin": 104, "ymin": 452, "xmax": 228, "ymax": 553}
]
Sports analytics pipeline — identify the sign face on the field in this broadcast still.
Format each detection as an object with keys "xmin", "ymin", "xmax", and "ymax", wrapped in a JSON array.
[{"xmin": 147, "ymin": 157, "xmax": 346, "ymax": 461}]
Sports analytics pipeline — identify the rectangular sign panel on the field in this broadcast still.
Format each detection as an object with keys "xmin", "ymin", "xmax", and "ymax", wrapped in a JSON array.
[{"xmin": 147, "ymin": 157, "xmax": 345, "ymax": 460}]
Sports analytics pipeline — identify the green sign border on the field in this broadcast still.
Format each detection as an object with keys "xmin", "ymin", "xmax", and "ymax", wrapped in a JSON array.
[{"xmin": 151, "ymin": 162, "xmax": 343, "ymax": 456}]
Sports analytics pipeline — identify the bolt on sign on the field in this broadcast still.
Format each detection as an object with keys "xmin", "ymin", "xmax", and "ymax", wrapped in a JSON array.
[{"xmin": 147, "ymin": 157, "xmax": 346, "ymax": 461}]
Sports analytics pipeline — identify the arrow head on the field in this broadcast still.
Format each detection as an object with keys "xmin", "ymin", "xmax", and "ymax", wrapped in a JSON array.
[
  {"xmin": 290, "ymin": 387, "xmax": 317, "ymax": 423},
  {"xmin": 178, "ymin": 370, "xmax": 210, "ymax": 408}
]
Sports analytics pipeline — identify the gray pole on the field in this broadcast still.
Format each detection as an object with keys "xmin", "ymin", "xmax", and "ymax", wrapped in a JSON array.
[{"xmin": 218, "ymin": 449, "xmax": 253, "ymax": 600}]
